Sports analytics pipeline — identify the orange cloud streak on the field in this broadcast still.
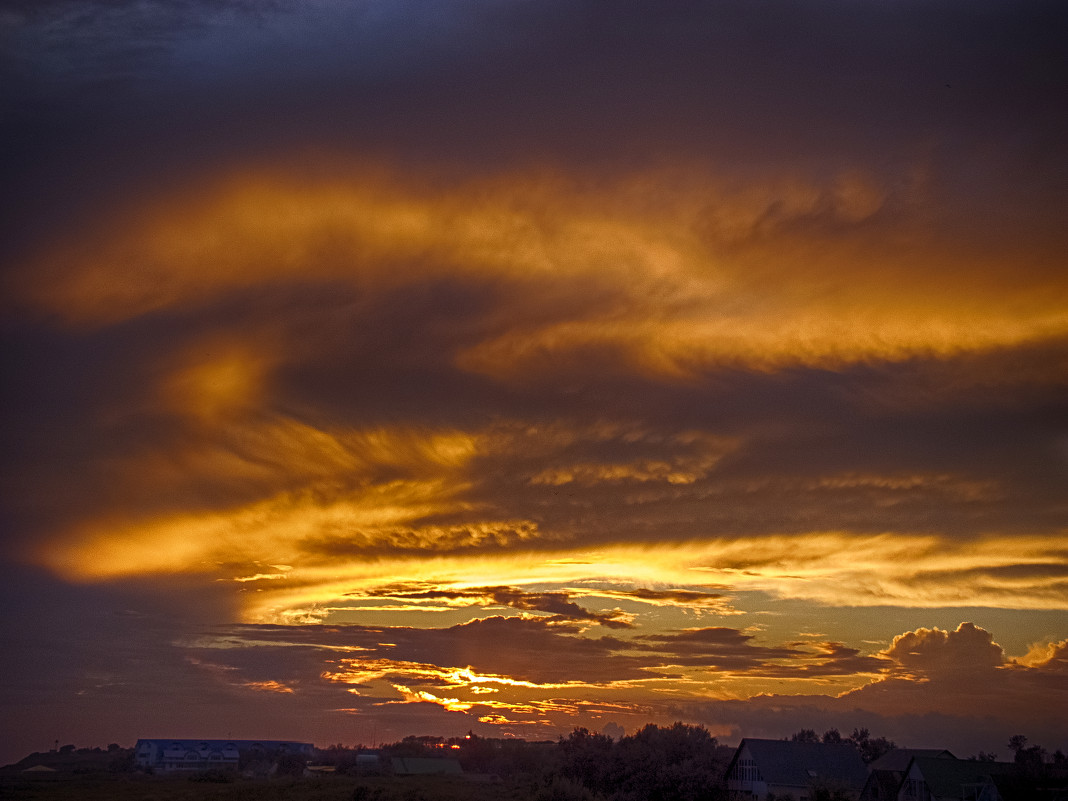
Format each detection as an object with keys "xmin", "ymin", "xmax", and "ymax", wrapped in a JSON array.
[{"xmin": 15, "ymin": 164, "xmax": 1066, "ymax": 376}]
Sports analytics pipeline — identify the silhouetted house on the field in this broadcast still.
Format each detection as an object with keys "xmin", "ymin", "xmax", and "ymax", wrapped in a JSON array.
[
  {"xmin": 897, "ymin": 757, "xmax": 1016, "ymax": 801},
  {"xmin": 134, "ymin": 739, "xmax": 313, "ymax": 773},
  {"xmin": 391, "ymin": 756, "xmax": 463, "ymax": 776},
  {"xmin": 863, "ymin": 769, "xmax": 906, "ymax": 801},
  {"xmin": 871, "ymin": 750, "xmax": 956, "ymax": 772},
  {"xmin": 978, "ymin": 769, "xmax": 1068, "ymax": 801},
  {"xmin": 726, "ymin": 738, "xmax": 868, "ymax": 800},
  {"xmin": 861, "ymin": 750, "xmax": 956, "ymax": 801}
]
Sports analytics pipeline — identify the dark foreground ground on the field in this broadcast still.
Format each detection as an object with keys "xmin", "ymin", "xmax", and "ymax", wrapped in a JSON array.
[{"xmin": 0, "ymin": 773, "xmax": 536, "ymax": 801}]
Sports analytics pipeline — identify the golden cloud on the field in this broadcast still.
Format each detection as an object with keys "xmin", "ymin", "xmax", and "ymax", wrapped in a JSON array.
[
  {"xmin": 15, "ymin": 163, "xmax": 1066, "ymax": 376},
  {"xmin": 41, "ymin": 513, "xmax": 1064, "ymax": 619},
  {"xmin": 242, "ymin": 679, "xmax": 295, "ymax": 694},
  {"xmin": 161, "ymin": 337, "xmax": 275, "ymax": 423},
  {"xmin": 34, "ymin": 477, "xmax": 473, "ymax": 580},
  {"xmin": 260, "ymin": 531, "xmax": 1068, "ymax": 619}
]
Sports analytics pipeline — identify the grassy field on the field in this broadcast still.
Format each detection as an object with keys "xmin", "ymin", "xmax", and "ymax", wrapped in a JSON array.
[{"xmin": 0, "ymin": 773, "xmax": 542, "ymax": 801}]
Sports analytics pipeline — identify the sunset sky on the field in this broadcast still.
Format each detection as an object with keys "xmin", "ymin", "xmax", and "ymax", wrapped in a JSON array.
[{"xmin": 1, "ymin": 0, "xmax": 1066, "ymax": 766}]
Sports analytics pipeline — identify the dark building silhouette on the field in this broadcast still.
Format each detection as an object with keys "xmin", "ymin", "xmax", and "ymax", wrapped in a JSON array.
[
  {"xmin": 860, "ymin": 750, "xmax": 955, "ymax": 801},
  {"xmin": 134, "ymin": 738, "xmax": 312, "ymax": 772},
  {"xmin": 726, "ymin": 737, "xmax": 868, "ymax": 800}
]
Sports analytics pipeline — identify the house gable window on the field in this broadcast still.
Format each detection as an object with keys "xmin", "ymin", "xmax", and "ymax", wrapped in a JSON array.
[
  {"xmin": 903, "ymin": 777, "xmax": 927, "ymax": 799},
  {"xmin": 731, "ymin": 756, "xmax": 761, "ymax": 784}
]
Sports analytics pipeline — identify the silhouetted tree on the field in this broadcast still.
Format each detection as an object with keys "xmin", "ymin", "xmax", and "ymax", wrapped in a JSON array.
[
  {"xmin": 821, "ymin": 729, "xmax": 842, "ymax": 744},
  {"xmin": 383, "ymin": 735, "xmax": 442, "ymax": 758},
  {"xmin": 1015, "ymin": 745, "xmax": 1047, "ymax": 770},
  {"xmin": 607, "ymin": 722, "xmax": 726, "ymax": 801},
  {"xmin": 108, "ymin": 748, "xmax": 135, "ymax": 773},
  {"xmin": 1006, "ymin": 735, "xmax": 1049, "ymax": 779},
  {"xmin": 846, "ymin": 728, "xmax": 895, "ymax": 764},
  {"xmin": 316, "ymin": 743, "xmax": 365, "ymax": 774},
  {"xmin": 554, "ymin": 723, "xmax": 728, "ymax": 801},
  {"xmin": 791, "ymin": 729, "xmax": 819, "ymax": 743},
  {"xmin": 558, "ymin": 728, "xmax": 614, "ymax": 793}
]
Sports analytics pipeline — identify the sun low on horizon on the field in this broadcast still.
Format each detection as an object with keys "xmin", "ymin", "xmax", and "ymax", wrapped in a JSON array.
[{"xmin": 1, "ymin": 0, "xmax": 1066, "ymax": 766}]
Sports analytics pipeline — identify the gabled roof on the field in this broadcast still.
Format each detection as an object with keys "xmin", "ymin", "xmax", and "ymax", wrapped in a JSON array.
[
  {"xmin": 730, "ymin": 739, "xmax": 868, "ymax": 790},
  {"xmin": 870, "ymin": 749, "xmax": 955, "ymax": 772},
  {"xmin": 909, "ymin": 757, "xmax": 1016, "ymax": 799},
  {"xmin": 861, "ymin": 752, "xmax": 956, "ymax": 801},
  {"xmin": 860, "ymin": 769, "xmax": 905, "ymax": 801}
]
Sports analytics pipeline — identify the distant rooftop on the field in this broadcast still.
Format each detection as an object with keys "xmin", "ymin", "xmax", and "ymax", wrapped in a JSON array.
[
  {"xmin": 731, "ymin": 738, "xmax": 869, "ymax": 789},
  {"xmin": 134, "ymin": 739, "xmax": 314, "ymax": 771},
  {"xmin": 870, "ymin": 748, "xmax": 955, "ymax": 772}
]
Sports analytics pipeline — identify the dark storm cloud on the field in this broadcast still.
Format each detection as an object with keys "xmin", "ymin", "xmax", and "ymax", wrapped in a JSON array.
[
  {"xmin": 203, "ymin": 619, "xmax": 888, "ymax": 688},
  {"xmin": 4, "ymin": 302, "xmax": 1064, "ymax": 556},
  {"xmin": 212, "ymin": 616, "xmax": 657, "ymax": 685},
  {"xmin": 4, "ymin": 0, "xmax": 1066, "ymax": 238},
  {"xmin": 360, "ymin": 584, "xmax": 633, "ymax": 628},
  {"xmin": 633, "ymin": 627, "xmax": 804, "ymax": 666},
  {"xmin": 612, "ymin": 589, "xmax": 729, "ymax": 606},
  {"xmin": 455, "ymin": 351, "xmax": 1068, "ymax": 545},
  {"xmin": 629, "ymin": 628, "xmax": 886, "ymax": 676}
]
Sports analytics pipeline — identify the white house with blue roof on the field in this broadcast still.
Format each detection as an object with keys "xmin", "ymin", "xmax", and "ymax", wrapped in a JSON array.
[{"xmin": 134, "ymin": 738, "xmax": 313, "ymax": 772}]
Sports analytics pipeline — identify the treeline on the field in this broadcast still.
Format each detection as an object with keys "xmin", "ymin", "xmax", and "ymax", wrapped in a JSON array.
[
  {"xmin": 787, "ymin": 727, "xmax": 895, "ymax": 764},
  {"xmin": 337, "ymin": 723, "xmax": 737, "ymax": 801},
  {"xmin": 14, "ymin": 726, "xmax": 1065, "ymax": 799},
  {"xmin": 549, "ymin": 723, "xmax": 736, "ymax": 801},
  {"xmin": 1002, "ymin": 735, "xmax": 1068, "ymax": 769}
]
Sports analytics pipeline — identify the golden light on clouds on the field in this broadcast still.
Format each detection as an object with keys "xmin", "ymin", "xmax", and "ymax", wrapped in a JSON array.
[
  {"xmin": 242, "ymin": 679, "xmax": 294, "ymax": 694},
  {"xmin": 162, "ymin": 339, "xmax": 273, "ymax": 422},
  {"xmin": 252, "ymin": 533, "xmax": 1068, "ymax": 618},
  {"xmin": 36, "ymin": 501, "xmax": 1068, "ymax": 615},
  {"xmin": 17, "ymin": 165, "xmax": 1067, "ymax": 376},
  {"xmin": 36, "ymin": 477, "xmax": 471, "ymax": 579}
]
